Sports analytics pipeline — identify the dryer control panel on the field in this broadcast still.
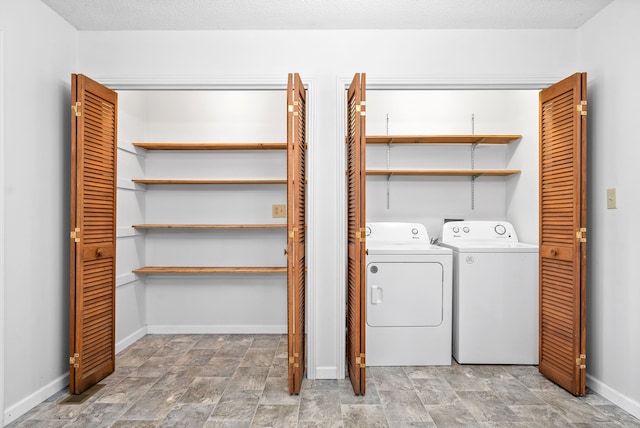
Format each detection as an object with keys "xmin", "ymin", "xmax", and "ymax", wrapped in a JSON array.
[
  {"xmin": 441, "ymin": 221, "xmax": 519, "ymax": 243},
  {"xmin": 366, "ymin": 222, "xmax": 430, "ymax": 244}
]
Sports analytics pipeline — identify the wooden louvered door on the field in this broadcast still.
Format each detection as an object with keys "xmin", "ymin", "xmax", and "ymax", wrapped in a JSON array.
[
  {"xmin": 70, "ymin": 74, "xmax": 118, "ymax": 394},
  {"xmin": 346, "ymin": 73, "xmax": 367, "ymax": 395},
  {"xmin": 539, "ymin": 73, "xmax": 588, "ymax": 396},
  {"xmin": 287, "ymin": 73, "xmax": 307, "ymax": 394}
]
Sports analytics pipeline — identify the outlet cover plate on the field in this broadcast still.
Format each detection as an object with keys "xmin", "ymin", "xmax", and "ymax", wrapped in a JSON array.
[{"xmin": 272, "ymin": 204, "xmax": 286, "ymax": 218}]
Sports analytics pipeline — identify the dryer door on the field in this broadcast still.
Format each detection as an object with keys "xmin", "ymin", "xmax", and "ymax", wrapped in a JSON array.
[{"xmin": 367, "ymin": 262, "xmax": 443, "ymax": 327}]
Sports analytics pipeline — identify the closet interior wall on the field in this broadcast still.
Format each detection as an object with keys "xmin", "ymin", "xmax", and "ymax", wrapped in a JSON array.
[
  {"xmin": 116, "ymin": 90, "xmax": 288, "ymax": 339},
  {"xmin": 365, "ymin": 89, "xmax": 540, "ymax": 243}
]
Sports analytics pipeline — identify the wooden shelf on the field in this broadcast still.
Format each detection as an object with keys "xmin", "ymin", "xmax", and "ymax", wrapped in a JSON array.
[
  {"xmin": 133, "ymin": 142, "xmax": 287, "ymax": 150},
  {"xmin": 366, "ymin": 135, "xmax": 521, "ymax": 145},
  {"xmin": 132, "ymin": 179, "xmax": 287, "ymax": 185},
  {"xmin": 133, "ymin": 266, "xmax": 287, "ymax": 274},
  {"xmin": 132, "ymin": 224, "xmax": 287, "ymax": 229},
  {"xmin": 367, "ymin": 169, "xmax": 521, "ymax": 177}
]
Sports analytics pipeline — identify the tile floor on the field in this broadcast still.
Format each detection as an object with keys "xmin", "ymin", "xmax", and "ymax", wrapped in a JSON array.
[{"xmin": 7, "ymin": 334, "xmax": 640, "ymax": 427}]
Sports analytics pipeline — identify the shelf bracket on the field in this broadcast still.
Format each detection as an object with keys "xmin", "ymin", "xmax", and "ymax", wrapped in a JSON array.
[
  {"xmin": 386, "ymin": 140, "xmax": 392, "ymax": 209},
  {"xmin": 470, "ymin": 143, "xmax": 479, "ymax": 210}
]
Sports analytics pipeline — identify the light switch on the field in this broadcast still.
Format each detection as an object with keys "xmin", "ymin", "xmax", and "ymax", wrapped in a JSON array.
[{"xmin": 607, "ymin": 188, "xmax": 617, "ymax": 209}]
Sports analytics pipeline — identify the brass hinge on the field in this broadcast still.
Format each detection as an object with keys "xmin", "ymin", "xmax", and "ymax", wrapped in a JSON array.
[
  {"xmin": 576, "ymin": 227, "xmax": 587, "ymax": 243},
  {"xmin": 355, "ymin": 101, "xmax": 366, "ymax": 116},
  {"xmin": 288, "ymin": 101, "xmax": 299, "ymax": 116},
  {"xmin": 355, "ymin": 227, "xmax": 366, "ymax": 243},
  {"xmin": 69, "ymin": 353, "xmax": 80, "ymax": 368},
  {"xmin": 289, "ymin": 352, "xmax": 299, "ymax": 368},
  {"xmin": 72, "ymin": 102, "xmax": 81, "ymax": 117},
  {"xmin": 70, "ymin": 227, "xmax": 81, "ymax": 243},
  {"xmin": 576, "ymin": 354, "xmax": 586, "ymax": 369},
  {"xmin": 289, "ymin": 227, "xmax": 298, "ymax": 239},
  {"xmin": 577, "ymin": 100, "xmax": 587, "ymax": 116},
  {"xmin": 355, "ymin": 353, "xmax": 365, "ymax": 368}
]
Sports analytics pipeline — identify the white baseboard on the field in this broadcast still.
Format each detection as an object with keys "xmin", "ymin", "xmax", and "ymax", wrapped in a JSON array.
[
  {"xmin": 116, "ymin": 326, "xmax": 148, "ymax": 354},
  {"xmin": 146, "ymin": 325, "xmax": 287, "ymax": 335},
  {"xmin": 587, "ymin": 374, "xmax": 640, "ymax": 419},
  {"xmin": 3, "ymin": 373, "xmax": 67, "ymax": 426},
  {"xmin": 314, "ymin": 366, "xmax": 340, "ymax": 380}
]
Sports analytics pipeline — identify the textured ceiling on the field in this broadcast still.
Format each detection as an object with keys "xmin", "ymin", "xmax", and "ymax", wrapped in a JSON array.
[{"xmin": 40, "ymin": 0, "xmax": 614, "ymax": 31}]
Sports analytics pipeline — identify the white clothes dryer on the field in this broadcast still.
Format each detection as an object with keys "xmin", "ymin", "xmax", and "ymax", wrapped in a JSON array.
[
  {"xmin": 440, "ymin": 221, "xmax": 538, "ymax": 365},
  {"xmin": 366, "ymin": 222, "xmax": 452, "ymax": 366}
]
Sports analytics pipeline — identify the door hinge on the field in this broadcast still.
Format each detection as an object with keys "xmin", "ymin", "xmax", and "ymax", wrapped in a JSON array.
[
  {"xmin": 576, "ymin": 227, "xmax": 587, "ymax": 243},
  {"xmin": 355, "ymin": 101, "xmax": 366, "ymax": 116},
  {"xmin": 355, "ymin": 353, "xmax": 366, "ymax": 368},
  {"xmin": 70, "ymin": 227, "xmax": 81, "ymax": 243},
  {"xmin": 289, "ymin": 227, "xmax": 298, "ymax": 239},
  {"xmin": 576, "ymin": 354, "xmax": 586, "ymax": 369},
  {"xmin": 69, "ymin": 353, "xmax": 80, "ymax": 368},
  {"xmin": 288, "ymin": 101, "xmax": 299, "ymax": 116},
  {"xmin": 289, "ymin": 352, "xmax": 299, "ymax": 368},
  {"xmin": 355, "ymin": 227, "xmax": 366, "ymax": 243},
  {"xmin": 577, "ymin": 100, "xmax": 587, "ymax": 116},
  {"xmin": 72, "ymin": 102, "xmax": 81, "ymax": 117}
]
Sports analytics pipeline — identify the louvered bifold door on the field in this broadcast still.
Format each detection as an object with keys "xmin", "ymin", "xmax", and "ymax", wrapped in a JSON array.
[
  {"xmin": 70, "ymin": 74, "xmax": 118, "ymax": 394},
  {"xmin": 539, "ymin": 73, "xmax": 588, "ymax": 396},
  {"xmin": 346, "ymin": 73, "xmax": 367, "ymax": 395},
  {"xmin": 287, "ymin": 73, "xmax": 307, "ymax": 394}
]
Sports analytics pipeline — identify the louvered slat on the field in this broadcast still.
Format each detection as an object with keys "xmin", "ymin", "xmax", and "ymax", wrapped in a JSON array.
[
  {"xmin": 287, "ymin": 73, "xmax": 307, "ymax": 394},
  {"xmin": 345, "ymin": 73, "xmax": 366, "ymax": 396},
  {"xmin": 538, "ymin": 73, "xmax": 587, "ymax": 396},
  {"xmin": 70, "ymin": 74, "xmax": 117, "ymax": 394}
]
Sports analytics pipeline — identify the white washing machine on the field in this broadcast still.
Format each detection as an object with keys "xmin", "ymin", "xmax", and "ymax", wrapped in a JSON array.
[
  {"xmin": 366, "ymin": 222, "xmax": 452, "ymax": 366},
  {"xmin": 440, "ymin": 221, "xmax": 539, "ymax": 365}
]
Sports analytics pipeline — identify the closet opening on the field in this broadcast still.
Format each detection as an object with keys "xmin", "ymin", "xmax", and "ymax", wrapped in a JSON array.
[
  {"xmin": 343, "ymin": 80, "xmax": 541, "ymax": 395},
  {"xmin": 71, "ymin": 74, "xmax": 308, "ymax": 395}
]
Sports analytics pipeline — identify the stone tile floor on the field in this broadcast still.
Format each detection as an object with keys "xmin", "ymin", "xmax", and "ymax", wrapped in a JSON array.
[{"xmin": 7, "ymin": 334, "xmax": 640, "ymax": 427}]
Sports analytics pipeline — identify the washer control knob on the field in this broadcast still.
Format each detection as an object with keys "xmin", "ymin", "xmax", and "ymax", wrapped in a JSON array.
[
  {"xmin": 495, "ymin": 224, "xmax": 507, "ymax": 235},
  {"xmin": 411, "ymin": 228, "xmax": 418, "ymax": 235},
  {"xmin": 452, "ymin": 226, "xmax": 460, "ymax": 233},
  {"xmin": 463, "ymin": 226, "xmax": 470, "ymax": 233}
]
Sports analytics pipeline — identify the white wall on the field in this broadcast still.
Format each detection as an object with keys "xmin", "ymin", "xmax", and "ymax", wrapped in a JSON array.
[
  {"xmin": 365, "ymin": 89, "xmax": 539, "ymax": 244},
  {"xmin": 115, "ymin": 91, "xmax": 148, "ymax": 350},
  {"xmin": 129, "ymin": 90, "xmax": 289, "ymax": 333},
  {"xmin": 0, "ymin": 0, "xmax": 78, "ymax": 424},
  {"xmin": 0, "ymin": 28, "xmax": 5, "ymax": 428},
  {"xmin": 578, "ymin": 0, "xmax": 640, "ymax": 417},
  {"xmin": 78, "ymin": 28, "xmax": 578, "ymax": 381}
]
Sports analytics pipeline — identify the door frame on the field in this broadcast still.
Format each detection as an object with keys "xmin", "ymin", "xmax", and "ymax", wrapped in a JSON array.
[
  {"xmin": 93, "ymin": 75, "xmax": 319, "ymax": 379},
  {"xmin": 0, "ymin": 30, "xmax": 6, "ymax": 427},
  {"xmin": 335, "ymin": 74, "xmax": 567, "ymax": 379}
]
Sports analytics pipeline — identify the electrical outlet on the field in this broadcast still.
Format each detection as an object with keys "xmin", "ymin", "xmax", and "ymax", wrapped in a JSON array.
[
  {"xmin": 607, "ymin": 188, "xmax": 617, "ymax": 209},
  {"xmin": 272, "ymin": 204, "xmax": 286, "ymax": 218}
]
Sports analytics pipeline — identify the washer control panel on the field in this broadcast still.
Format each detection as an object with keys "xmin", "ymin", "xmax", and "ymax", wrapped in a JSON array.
[{"xmin": 441, "ymin": 221, "xmax": 519, "ymax": 243}]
